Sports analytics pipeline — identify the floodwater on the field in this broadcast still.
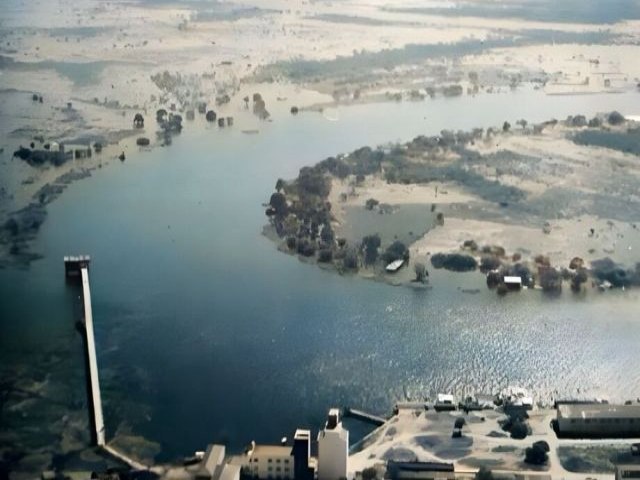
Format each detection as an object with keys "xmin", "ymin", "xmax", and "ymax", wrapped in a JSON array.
[{"xmin": 1, "ymin": 87, "xmax": 640, "ymax": 463}]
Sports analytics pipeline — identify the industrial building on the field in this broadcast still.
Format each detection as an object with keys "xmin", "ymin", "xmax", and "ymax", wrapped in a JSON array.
[
  {"xmin": 317, "ymin": 409, "xmax": 349, "ymax": 480},
  {"xmin": 242, "ymin": 409, "xmax": 344, "ymax": 480},
  {"xmin": 556, "ymin": 403, "xmax": 640, "ymax": 437}
]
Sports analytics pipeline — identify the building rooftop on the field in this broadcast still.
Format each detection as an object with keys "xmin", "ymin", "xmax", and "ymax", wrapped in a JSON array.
[
  {"xmin": 436, "ymin": 394, "xmax": 454, "ymax": 404},
  {"xmin": 294, "ymin": 429, "xmax": 311, "ymax": 440},
  {"xmin": 196, "ymin": 445, "xmax": 226, "ymax": 479},
  {"xmin": 217, "ymin": 464, "xmax": 241, "ymax": 480},
  {"xmin": 558, "ymin": 403, "xmax": 640, "ymax": 419},
  {"xmin": 251, "ymin": 445, "xmax": 293, "ymax": 457}
]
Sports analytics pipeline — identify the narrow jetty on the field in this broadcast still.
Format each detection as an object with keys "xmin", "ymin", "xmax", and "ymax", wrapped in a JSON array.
[
  {"xmin": 103, "ymin": 445, "xmax": 148, "ymax": 471},
  {"xmin": 343, "ymin": 407, "xmax": 387, "ymax": 426},
  {"xmin": 65, "ymin": 256, "xmax": 105, "ymax": 446},
  {"xmin": 65, "ymin": 256, "xmax": 148, "ymax": 470}
]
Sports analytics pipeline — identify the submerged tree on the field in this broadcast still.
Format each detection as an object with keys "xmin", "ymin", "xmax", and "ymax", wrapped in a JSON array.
[
  {"xmin": 269, "ymin": 192, "xmax": 287, "ymax": 217},
  {"xmin": 414, "ymin": 262, "xmax": 428, "ymax": 283},
  {"xmin": 133, "ymin": 113, "xmax": 145, "ymax": 128},
  {"xmin": 383, "ymin": 241, "xmax": 409, "ymax": 264},
  {"xmin": 156, "ymin": 109, "xmax": 167, "ymax": 124},
  {"xmin": 361, "ymin": 234, "xmax": 381, "ymax": 266},
  {"xmin": 608, "ymin": 110, "xmax": 625, "ymax": 125}
]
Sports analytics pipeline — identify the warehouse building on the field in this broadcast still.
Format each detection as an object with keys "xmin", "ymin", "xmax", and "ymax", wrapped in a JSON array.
[{"xmin": 557, "ymin": 403, "xmax": 640, "ymax": 438}]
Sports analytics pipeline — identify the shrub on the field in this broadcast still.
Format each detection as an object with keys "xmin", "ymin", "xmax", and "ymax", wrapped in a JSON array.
[
  {"xmin": 365, "ymin": 198, "xmax": 379, "ymax": 210},
  {"xmin": 361, "ymin": 234, "xmax": 381, "ymax": 265},
  {"xmin": 538, "ymin": 266, "xmax": 562, "ymax": 293},
  {"xmin": 318, "ymin": 249, "xmax": 333, "ymax": 263},
  {"xmin": 383, "ymin": 241, "xmax": 409, "ymax": 264},
  {"xmin": 362, "ymin": 467, "xmax": 378, "ymax": 480},
  {"xmin": 431, "ymin": 253, "xmax": 477, "ymax": 272},
  {"xmin": 480, "ymin": 255, "xmax": 501, "ymax": 273},
  {"xmin": 510, "ymin": 419, "xmax": 529, "ymax": 440},
  {"xmin": 343, "ymin": 247, "xmax": 359, "ymax": 270},
  {"xmin": 608, "ymin": 111, "xmax": 625, "ymax": 125},
  {"xmin": 524, "ymin": 443, "xmax": 548, "ymax": 465}
]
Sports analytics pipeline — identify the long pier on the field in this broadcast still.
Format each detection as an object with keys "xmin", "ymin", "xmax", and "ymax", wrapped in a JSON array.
[
  {"xmin": 65, "ymin": 256, "xmax": 148, "ymax": 470},
  {"xmin": 66, "ymin": 256, "xmax": 105, "ymax": 446},
  {"xmin": 81, "ymin": 264, "xmax": 106, "ymax": 446},
  {"xmin": 343, "ymin": 407, "xmax": 387, "ymax": 426}
]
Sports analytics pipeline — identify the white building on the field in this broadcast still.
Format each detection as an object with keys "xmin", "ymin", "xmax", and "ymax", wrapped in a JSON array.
[
  {"xmin": 243, "ymin": 442, "xmax": 294, "ymax": 479},
  {"xmin": 317, "ymin": 409, "xmax": 349, "ymax": 480},
  {"xmin": 194, "ymin": 444, "xmax": 240, "ymax": 480},
  {"xmin": 557, "ymin": 403, "xmax": 640, "ymax": 437}
]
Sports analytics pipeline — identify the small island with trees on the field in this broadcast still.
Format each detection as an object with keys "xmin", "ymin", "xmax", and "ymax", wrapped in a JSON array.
[{"xmin": 264, "ymin": 111, "xmax": 640, "ymax": 294}]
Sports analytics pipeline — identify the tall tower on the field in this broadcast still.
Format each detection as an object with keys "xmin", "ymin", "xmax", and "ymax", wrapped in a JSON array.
[
  {"xmin": 292, "ymin": 429, "xmax": 313, "ymax": 480},
  {"xmin": 317, "ymin": 409, "xmax": 349, "ymax": 480}
]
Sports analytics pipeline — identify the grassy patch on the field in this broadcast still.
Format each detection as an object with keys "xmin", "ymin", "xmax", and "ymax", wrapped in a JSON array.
[
  {"xmin": 573, "ymin": 128, "xmax": 640, "ymax": 156},
  {"xmin": 558, "ymin": 445, "xmax": 640, "ymax": 473},
  {"xmin": 339, "ymin": 204, "xmax": 435, "ymax": 246}
]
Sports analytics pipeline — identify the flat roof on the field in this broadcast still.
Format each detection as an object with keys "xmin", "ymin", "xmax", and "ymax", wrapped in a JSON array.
[
  {"xmin": 504, "ymin": 276, "xmax": 522, "ymax": 283},
  {"xmin": 197, "ymin": 445, "xmax": 225, "ymax": 477},
  {"xmin": 558, "ymin": 403, "xmax": 640, "ymax": 419},
  {"xmin": 252, "ymin": 445, "xmax": 292, "ymax": 457}
]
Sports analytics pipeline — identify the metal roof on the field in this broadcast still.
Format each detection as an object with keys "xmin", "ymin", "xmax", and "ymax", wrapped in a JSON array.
[{"xmin": 558, "ymin": 403, "xmax": 640, "ymax": 419}]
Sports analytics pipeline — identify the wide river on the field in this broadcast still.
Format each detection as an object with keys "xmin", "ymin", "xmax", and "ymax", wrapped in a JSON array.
[{"xmin": 1, "ymin": 88, "xmax": 640, "ymax": 462}]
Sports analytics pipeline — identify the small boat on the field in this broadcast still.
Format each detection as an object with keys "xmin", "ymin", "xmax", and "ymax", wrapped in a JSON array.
[{"xmin": 385, "ymin": 259, "xmax": 404, "ymax": 273}]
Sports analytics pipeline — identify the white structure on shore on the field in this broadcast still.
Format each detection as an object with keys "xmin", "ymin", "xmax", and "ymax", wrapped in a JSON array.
[
  {"xmin": 243, "ymin": 442, "xmax": 294, "ymax": 479},
  {"xmin": 317, "ymin": 408, "xmax": 349, "ymax": 480},
  {"xmin": 195, "ymin": 445, "xmax": 240, "ymax": 480}
]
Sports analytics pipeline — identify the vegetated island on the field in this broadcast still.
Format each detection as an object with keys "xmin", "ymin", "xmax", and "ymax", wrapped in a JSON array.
[{"xmin": 263, "ymin": 111, "xmax": 640, "ymax": 294}]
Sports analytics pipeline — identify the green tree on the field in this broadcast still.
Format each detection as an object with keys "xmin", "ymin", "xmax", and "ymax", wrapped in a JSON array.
[
  {"xmin": 383, "ymin": 241, "xmax": 409, "ymax": 264},
  {"xmin": 361, "ymin": 234, "xmax": 381, "ymax": 265},
  {"xmin": 365, "ymin": 198, "xmax": 379, "ymax": 211},
  {"xmin": 156, "ymin": 109, "xmax": 167, "ymax": 123},
  {"xmin": 320, "ymin": 224, "xmax": 335, "ymax": 245},
  {"xmin": 475, "ymin": 467, "xmax": 494, "ymax": 480},
  {"xmin": 269, "ymin": 192, "xmax": 287, "ymax": 217},
  {"xmin": 343, "ymin": 247, "xmax": 359, "ymax": 270},
  {"xmin": 608, "ymin": 110, "xmax": 625, "ymax": 125},
  {"xmin": 524, "ymin": 443, "xmax": 548, "ymax": 465},
  {"xmin": 362, "ymin": 467, "xmax": 377, "ymax": 480}
]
